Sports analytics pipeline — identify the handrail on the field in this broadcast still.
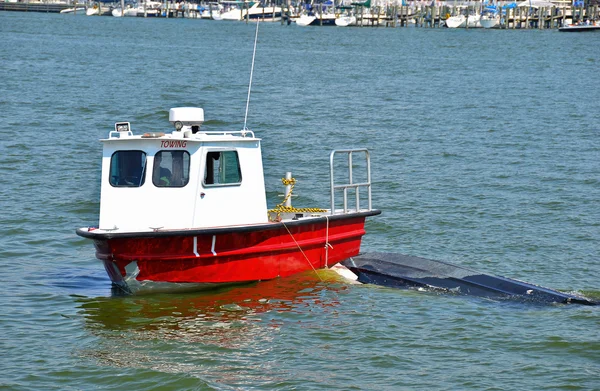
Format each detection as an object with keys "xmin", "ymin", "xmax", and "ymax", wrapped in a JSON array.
[
  {"xmin": 107, "ymin": 129, "xmax": 255, "ymax": 139},
  {"xmin": 199, "ymin": 130, "xmax": 256, "ymax": 137},
  {"xmin": 329, "ymin": 149, "xmax": 372, "ymax": 215}
]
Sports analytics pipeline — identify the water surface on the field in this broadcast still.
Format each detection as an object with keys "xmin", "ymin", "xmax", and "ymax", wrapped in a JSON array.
[{"xmin": 1, "ymin": 11, "xmax": 599, "ymax": 390}]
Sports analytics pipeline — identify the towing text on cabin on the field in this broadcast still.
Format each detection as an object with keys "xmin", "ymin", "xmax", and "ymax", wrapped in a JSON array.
[{"xmin": 161, "ymin": 140, "xmax": 187, "ymax": 148}]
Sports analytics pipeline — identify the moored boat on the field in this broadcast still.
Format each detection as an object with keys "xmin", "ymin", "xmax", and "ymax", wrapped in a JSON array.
[
  {"xmin": 479, "ymin": 4, "xmax": 500, "ymax": 29},
  {"xmin": 76, "ymin": 107, "xmax": 380, "ymax": 293},
  {"xmin": 220, "ymin": 1, "xmax": 283, "ymax": 21},
  {"xmin": 445, "ymin": 12, "xmax": 481, "ymax": 28},
  {"xmin": 480, "ymin": 13, "xmax": 500, "ymax": 28},
  {"xmin": 335, "ymin": 14, "xmax": 357, "ymax": 26},
  {"xmin": 112, "ymin": 0, "xmax": 162, "ymax": 17},
  {"xmin": 334, "ymin": 5, "xmax": 356, "ymax": 26},
  {"xmin": 60, "ymin": 7, "xmax": 85, "ymax": 14},
  {"xmin": 559, "ymin": 20, "xmax": 600, "ymax": 31},
  {"xmin": 86, "ymin": 5, "xmax": 100, "ymax": 16},
  {"xmin": 295, "ymin": 13, "xmax": 317, "ymax": 26},
  {"xmin": 296, "ymin": 11, "xmax": 336, "ymax": 26},
  {"xmin": 445, "ymin": 14, "xmax": 466, "ymax": 28},
  {"xmin": 295, "ymin": 0, "xmax": 337, "ymax": 26}
]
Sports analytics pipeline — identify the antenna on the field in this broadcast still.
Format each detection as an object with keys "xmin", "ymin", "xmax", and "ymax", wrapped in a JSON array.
[{"xmin": 243, "ymin": 20, "xmax": 259, "ymax": 134}]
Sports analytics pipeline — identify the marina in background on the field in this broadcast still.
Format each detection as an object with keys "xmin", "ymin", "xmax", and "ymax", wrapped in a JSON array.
[
  {"xmin": 2, "ymin": 10, "xmax": 599, "ymax": 390},
  {"xmin": 1, "ymin": 0, "xmax": 599, "ymax": 29}
]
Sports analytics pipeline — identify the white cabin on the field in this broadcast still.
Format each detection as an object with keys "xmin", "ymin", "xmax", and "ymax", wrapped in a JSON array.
[{"xmin": 98, "ymin": 107, "xmax": 268, "ymax": 232}]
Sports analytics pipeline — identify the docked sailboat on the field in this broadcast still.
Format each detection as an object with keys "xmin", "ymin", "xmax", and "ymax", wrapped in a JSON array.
[
  {"xmin": 76, "ymin": 108, "xmax": 380, "ymax": 293},
  {"xmin": 480, "ymin": 13, "xmax": 499, "ymax": 28},
  {"xmin": 295, "ymin": 0, "xmax": 337, "ymax": 26},
  {"xmin": 480, "ymin": 4, "xmax": 500, "ymax": 28},
  {"xmin": 445, "ymin": 6, "xmax": 482, "ymax": 28},
  {"xmin": 445, "ymin": 13, "xmax": 466, "ymax": 27},
  {"xmin": 112, "ymin": 0, "xmax": 162, "ymax": 17},
  {"xmin": 86, "ymin": 4, "xmax": 113, "ymax": 16},
  {"xmin": 296, "ymin": 11, "xmax": 337, "ymax": 26},
  {"xmin": 220, "ymin": 1, "xmax": 283, "ymax": 21},
  {"xmin": 335, "ymin": 14, "xmax": 357, "ymax": 26}
]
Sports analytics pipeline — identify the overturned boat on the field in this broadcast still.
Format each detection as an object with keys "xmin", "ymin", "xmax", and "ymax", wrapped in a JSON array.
[
  {"xmin": 342, "ymin": 253, "xmax": 598, "ymax": 305},
  {"xmin": 76, "ymin": 107, "xmax": 380, "ymax": 293}
]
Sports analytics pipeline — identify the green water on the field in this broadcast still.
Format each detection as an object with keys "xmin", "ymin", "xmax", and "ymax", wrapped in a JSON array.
[{"xmin": 1, "ymin": 11, "xmax": 599, "ymax": 390}]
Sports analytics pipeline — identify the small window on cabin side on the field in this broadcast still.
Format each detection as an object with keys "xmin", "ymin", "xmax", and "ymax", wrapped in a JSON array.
[
  {"xmin": 152, "ymin": 151, "xmax": 190, "ymax": 187},
  {"xmin": 109, "ymin": 150, "xmax": 147, "ymax": 187},
  {"xmin": 204, "ymin": 151, "xmax": 242, "ymax": 186}
]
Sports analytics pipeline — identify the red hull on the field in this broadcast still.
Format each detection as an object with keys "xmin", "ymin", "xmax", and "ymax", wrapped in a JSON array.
[{"xmin": 81, "ymin": 212, "xmax": 379, "ymax": 287}]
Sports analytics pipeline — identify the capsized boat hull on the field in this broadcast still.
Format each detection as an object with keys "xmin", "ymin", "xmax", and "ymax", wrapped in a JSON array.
[
  {"xmin": 342, "ymin": 252, "xmax": 598, "ymax": 305},
  {"xmin": 78, "ymin": 210, "xmax": 380, "ymax": 293}
]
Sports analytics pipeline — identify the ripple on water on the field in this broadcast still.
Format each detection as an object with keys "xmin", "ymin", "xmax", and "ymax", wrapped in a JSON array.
[{"xmin": 1, "ymin": 12, "xmax": 599, "ymax": 391}]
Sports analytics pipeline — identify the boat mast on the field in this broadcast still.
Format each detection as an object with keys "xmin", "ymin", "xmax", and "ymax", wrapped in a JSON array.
[{"xmin": 243, "ymin": 20, "xmax": 259, "ymax": 134}]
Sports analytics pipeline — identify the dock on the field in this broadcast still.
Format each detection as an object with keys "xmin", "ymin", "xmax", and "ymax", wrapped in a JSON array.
[{"xmin": 1, "ymin": 0, "xmax": 598, "ymax": 31}]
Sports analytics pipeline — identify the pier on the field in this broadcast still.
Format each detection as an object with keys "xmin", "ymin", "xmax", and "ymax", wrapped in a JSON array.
[{"xmin": 1, "ymin": 0, "xmax": 598, "ymax": 30}]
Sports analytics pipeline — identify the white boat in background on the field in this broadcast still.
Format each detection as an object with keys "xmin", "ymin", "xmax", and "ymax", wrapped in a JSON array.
[
  {"xmin": 60, "ymin": 7, "xmax": 85, "ymax": 13},
  {"xmin": 112, "ymin": 0, "xmax": 162, "ymax": 17},
  {"xmin": 296, "ymin": 13, "xmax": 317, "ymax": 26},
  {"xmin": 445, "ymin": 12, "xmax": 481, "ymax": 28},
  {"xmin": 335, "ymin": 5, "xmax": 356, "ymax": 26},
  {"xmin": 466, "ymin": 13, "xmax": 481, "ymax": 27},
  {"xmin": 296, "ymin": 11, "xmax": 336, "ymax": 26},
  {"xmin": 480, "ymin": 13, "xmax": 500, "ymax": 28},
  {"xmin": 200, "ymin": 3, "xmax": 224, "ymax": 19},
  {"xmin": 220, "ymin": 2, "xmax": 282, "ymax": 22},
  {"xmin": 295, "ymin": 0, "xmax": 337, "ymax": 26},
  {"xmin": 112, "ymin": 5, "xmax": 137, "ymax": 17},
  {"xmin": 86, "ymin": 5, "xmax": 100, "ymax": 15},
  {"xmin": 480, "ymin": 4, "xmax": 500, "ymax": 28},
  {"xmin": 559, "ymin": 20, "xmax": 600, "ymax": 31},
  {"xmin": 184, "ymin": 3, "xmax": 224, "ymax": 19},
  {"xmin": 445, "ymin": 14, "xmax": 466, "ymax": 28},
  {"xmin": 335, "ymin": 14, "xmax": 357, "ymax": 26}
]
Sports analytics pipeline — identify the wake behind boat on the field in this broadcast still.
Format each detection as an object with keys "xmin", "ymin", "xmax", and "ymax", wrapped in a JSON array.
[{"xmin": 76, "ymin": 108, "xmax": 380, "ymax": 293}]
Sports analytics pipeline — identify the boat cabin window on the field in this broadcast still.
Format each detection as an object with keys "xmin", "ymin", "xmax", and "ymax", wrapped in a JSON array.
[
  {"xmin": 109, "ymin": 150, "xmax": 147, "ymax": 187},
  {"xmin": 204, "ymin": 151, "xmax": 242, "ymax": 186},
  {"xmin": 152, "ymin": 151, "xmax": 190, "ymax": 187}
]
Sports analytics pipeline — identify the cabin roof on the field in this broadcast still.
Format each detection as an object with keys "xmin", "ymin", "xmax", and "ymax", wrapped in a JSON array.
[
  {"xmin": 102, "ymin": 129, "xmax": 260, "ymax": 144},
  {"xmin": 103, "ymin": 107, "xmax": 260, "ymax": 144}
]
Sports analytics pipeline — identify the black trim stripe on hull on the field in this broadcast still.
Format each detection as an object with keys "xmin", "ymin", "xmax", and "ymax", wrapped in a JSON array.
[{"xmin": 76, "ymin": 209, "xmax": 381, "ymax": 240}]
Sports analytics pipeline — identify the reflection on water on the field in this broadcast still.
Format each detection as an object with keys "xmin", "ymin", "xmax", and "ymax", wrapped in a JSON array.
[{"xmin": 76, "ymin": 269, "xmax": 351, "ymax": 380}]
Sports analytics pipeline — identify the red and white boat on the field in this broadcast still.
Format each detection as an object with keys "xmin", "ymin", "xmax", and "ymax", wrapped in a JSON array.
[{"xmin": 76, "ymin": 107, "xmax": 380, "ymax": 293}]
